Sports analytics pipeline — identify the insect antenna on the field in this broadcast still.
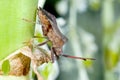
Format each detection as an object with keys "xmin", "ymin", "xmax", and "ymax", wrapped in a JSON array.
[
  {"xmin": 22, "ymin": 18, "xmax": 40, "ymax": 24},
  {"xmin": 62, "ymin": 54, "xmax": 96, "ymax": 61}
]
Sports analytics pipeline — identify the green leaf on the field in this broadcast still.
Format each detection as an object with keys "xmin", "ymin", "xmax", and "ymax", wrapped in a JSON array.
[
  {"xmin": 0, "ymin": 0, "xmax": 38, "ymax": 60},
  {"xmin": 2, "ymin": 60, "xmax": 10, "ymax": 75}
]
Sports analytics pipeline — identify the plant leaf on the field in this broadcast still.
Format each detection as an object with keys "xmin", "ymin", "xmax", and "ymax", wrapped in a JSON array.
[{"xmin": 2, "ymin": 60, "xmax": 10, "ymax": 75}]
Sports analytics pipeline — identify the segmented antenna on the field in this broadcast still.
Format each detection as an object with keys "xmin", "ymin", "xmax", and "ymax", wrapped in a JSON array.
[{"xmin": 62, "ymin": 54, "xmax": 96, "ymax": 61}]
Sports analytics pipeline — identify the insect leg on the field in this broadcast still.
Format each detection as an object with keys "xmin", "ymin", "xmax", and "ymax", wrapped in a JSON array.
[
  {"xmin": 22, "ymin": 18, "xmax": 37, "ymax": 24},
  {"xmin": 34, "ymin": 36, "xmax": 49, "ymax": 46},
  {"xmin": 51, "ymin": 47, "xmax": 55, "ymax": 63},
  {"xmin": 37, "ymin": 40, "xmax": 50, "ymax": 46},
  {"xmin": 52, "ymin": 47, "xmax": 59, "ymax": 60},
  {"xmin": 33, "ymin": 36, "xmax": 48, "ymax": 39}
]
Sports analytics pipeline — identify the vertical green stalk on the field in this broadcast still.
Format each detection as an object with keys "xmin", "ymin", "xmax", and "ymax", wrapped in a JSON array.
[
  {"xmin": 0, "ymin": 0, "xmax": 38, "ymax": 79},
  {"xmin": 0, "ymin": 0, "xmax": 38, "ymax": 60},
  {"xmin": 102, "ymin": 0, "xmax": 114, "ymax": 46},
  {"xmin": 68, "ymin": 0, "xmax": 88, "ymax": 80},
  {"xmin": 102, "ymin": 0, "xmax": 119, "ymax": 80}
]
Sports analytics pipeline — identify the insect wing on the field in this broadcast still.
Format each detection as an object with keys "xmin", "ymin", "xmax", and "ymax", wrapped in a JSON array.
[{"xmin": 38, "ymin": 7, "xmax": 68, "ymax": 43}]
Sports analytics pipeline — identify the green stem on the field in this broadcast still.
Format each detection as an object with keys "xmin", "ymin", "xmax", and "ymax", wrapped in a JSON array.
[
  {"xmin": 68, "ymin": 0, "xmax": 88, "ymax": 80},
  {"xmin": 0, "ymin": 0, "xmax": 38, "ymax": 60},
  {"xmin": 0, "ymin": 0, "xmax": 38, "ymax": 79}
]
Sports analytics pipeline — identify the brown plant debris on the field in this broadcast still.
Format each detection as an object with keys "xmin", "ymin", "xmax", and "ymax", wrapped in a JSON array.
[{"xmin": 0, "ymin": 46, "xmax": 51, "ymax": 80}]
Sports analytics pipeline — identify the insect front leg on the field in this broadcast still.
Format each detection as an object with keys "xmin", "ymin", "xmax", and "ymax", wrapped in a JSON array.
[{"xmin": 22, "ymin": 18, "xmax": 38, "ymax": 24}]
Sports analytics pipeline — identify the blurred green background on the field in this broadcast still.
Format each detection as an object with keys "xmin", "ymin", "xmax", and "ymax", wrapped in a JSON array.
[{"xmin": 42, "ymin": 0, "xmax": 120, "ymax": 80}]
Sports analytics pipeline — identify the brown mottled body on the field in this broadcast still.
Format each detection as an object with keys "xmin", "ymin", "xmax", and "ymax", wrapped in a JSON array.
[
  {"xmin": 37, "ymin": 7, "xmax": 95, "ymax": 61},
  {"xmin": 38, "ymin": 7, "xmax": 67, "ymax": 60}
]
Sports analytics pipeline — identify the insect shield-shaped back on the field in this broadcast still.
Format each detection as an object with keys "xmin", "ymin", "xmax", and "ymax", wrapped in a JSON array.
[
  {"xmin": 38, "ymin": 7, "xmax": 67, "ymax": 55},
  {"xmin": 37, "ymin": 7, "xmax": 95, "ymax": 61}
]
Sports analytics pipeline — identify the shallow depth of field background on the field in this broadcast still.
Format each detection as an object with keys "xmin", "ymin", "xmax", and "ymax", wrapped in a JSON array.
[{"xmin": 41, "ymin": 0, "xmax": 120, "ymax": 80}]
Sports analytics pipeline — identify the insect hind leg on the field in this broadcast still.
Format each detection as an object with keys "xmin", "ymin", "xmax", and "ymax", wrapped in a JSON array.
[{"xmin": 51, "ymin": 47, "xmax": 60, "ymax": 63}]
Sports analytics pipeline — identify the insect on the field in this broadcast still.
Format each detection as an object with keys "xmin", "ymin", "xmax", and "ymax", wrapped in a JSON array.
[{"xmin": 37, "ymin": 7, "xmax": 95, "ymax": 62}]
